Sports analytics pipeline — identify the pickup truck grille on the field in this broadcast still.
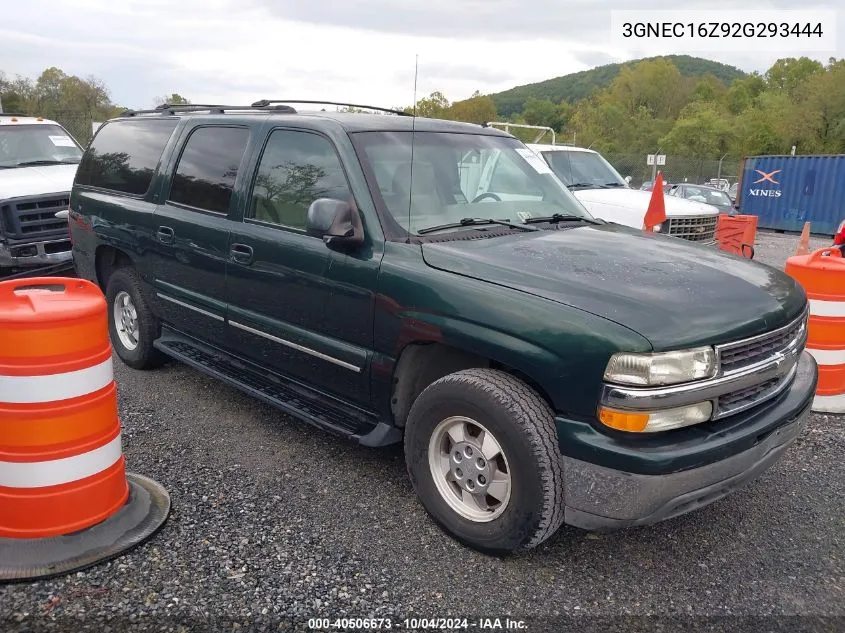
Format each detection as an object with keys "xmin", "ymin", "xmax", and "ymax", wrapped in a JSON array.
[
  {"xmin": 1, "ymin": 194, "xmax": 69, "ymax": 239},
  {"xmin": 665, "ymin": 215, "xmax": 718, "ymax": 243}
]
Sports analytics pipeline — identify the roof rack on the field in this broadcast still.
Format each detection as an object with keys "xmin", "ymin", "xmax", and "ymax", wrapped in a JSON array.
[
  {"xmin": 118, "ymin": 103, "xmax": 298, "ymax": 117},
  {"xmin": 250, "ymin": 100, "xmax": 411, "ymax": 116}
]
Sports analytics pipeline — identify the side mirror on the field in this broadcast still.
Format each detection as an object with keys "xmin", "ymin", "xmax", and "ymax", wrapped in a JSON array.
[
  {"xmin": 306, "ymin": 198, "xmax": 364, "ymax": 250},
  {"xmin": 625, "ymin": 176, "xmax": 632, "ymax": 184}
]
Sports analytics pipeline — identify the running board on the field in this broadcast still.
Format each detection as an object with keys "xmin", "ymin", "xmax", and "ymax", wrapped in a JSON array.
[{"xmin": 153, "ymin": 328, "xmax": 400, "ymax": 445}]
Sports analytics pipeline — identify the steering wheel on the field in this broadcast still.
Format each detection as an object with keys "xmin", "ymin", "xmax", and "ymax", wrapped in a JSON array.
[{"xmin": 472, "ymin": 192, "xmax": 502, "ymax": 203}]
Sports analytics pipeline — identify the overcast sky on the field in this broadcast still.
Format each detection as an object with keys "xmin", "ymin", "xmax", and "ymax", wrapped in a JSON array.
[{"xmin": 1, "ymin": 0, "xmax": 842, "ymax": 110}]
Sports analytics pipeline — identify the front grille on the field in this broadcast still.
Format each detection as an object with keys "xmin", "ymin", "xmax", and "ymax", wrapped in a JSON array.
[
  {"xmin": 718, "ymin": 308, "xmax": 809, "ymax": 374},
  {"xmin": 1, "ymin": 194, "xmax": 69, "ymax": 239},
  {"xmin": 712, "ymin": 307, "xmax": 809, "ymax": 418},
  {"xmin": 665, "ymin": 215, "xmax": 718, "ymax": 242}
]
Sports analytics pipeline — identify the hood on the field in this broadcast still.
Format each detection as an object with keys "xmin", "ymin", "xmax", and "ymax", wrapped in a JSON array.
[
  {"xmin": 0, "ymin": 164, "xmax": 78, "ymax": 200},
  {"xmin": 572, "ymin": 188, "xmax": 719, "ymax": 228},
  {"xmin": 421, "ymin": 223, "xmax": 807, "ymax": 350}
]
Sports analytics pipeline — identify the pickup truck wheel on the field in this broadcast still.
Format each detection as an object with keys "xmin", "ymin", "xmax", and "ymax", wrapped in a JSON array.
[
  {"xmin": 105, "ymin": 267, "xmax": 165, "ymax": 370},
  {"xmin": 404, "ymin": 368, "xmax": 565, "ymax": 554}
]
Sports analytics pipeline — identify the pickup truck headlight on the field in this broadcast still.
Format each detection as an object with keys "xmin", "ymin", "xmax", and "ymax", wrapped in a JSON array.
[{"xmin": 603, "ymin": 347, "xmax": 717, "ymax": 386}]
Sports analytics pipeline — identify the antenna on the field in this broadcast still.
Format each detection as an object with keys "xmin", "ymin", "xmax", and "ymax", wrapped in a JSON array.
[{"xmin": 407, "ymin": 54, "xmax": 419, "ymax": 243}]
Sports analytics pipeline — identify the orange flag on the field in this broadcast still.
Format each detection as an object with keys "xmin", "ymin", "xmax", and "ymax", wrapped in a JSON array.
[{"xmin": 643, "ymin": 171, "xmax": 667, "ymax": 232}]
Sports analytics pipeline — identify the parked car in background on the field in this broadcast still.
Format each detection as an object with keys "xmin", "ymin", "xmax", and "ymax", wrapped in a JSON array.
[
  {"xmin": 0, "ymin": 113, "xmax": 82, "ymax": 274},
  {"xmin": 640, "ymin": 179, "xmax": 673, "ymax": 193},
  {"xmin": 728, "ymin": 181, "xmax": 739, "ymax": 203},
  {"xmin": 70, "ymin": 102, "xmax": 817, "ymax": 554},
  {"xmin": 500, "ymin": 130, "xmax": 720, "ymax": 243},
  {"xmin": 668, "ymin": 183, "xmax": 735, "ymax": 214}
]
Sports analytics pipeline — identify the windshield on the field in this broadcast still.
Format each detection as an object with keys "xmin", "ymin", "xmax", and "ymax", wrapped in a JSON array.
[
  {"xmin": 0, "ymin": 124, "xmax": 83, "ymax": 168},
  {"xmin": 540, "ymin": 150, "xmax": 628, "ymax": 189},
  {"xmin": 682, "ymin": 186, "xmax": 733, "ymax": 207},
  {"xmin": 352, "ymin": 131, "xmax": 594, "ymax": 235}
]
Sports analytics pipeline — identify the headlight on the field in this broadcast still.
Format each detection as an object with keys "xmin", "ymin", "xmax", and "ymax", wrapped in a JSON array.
[
  {"xmin": 598, "ymin": 401, "xmax": 713, "ymax": 433},
  {"xmin": 604, "ymin": 347, "xmax": 717, "ymax": 386}
]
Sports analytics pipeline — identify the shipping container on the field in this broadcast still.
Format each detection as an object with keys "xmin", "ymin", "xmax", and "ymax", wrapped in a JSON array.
[{"xmin": 737, "ymin": 154, "xmax": 845, "ymax": 236}]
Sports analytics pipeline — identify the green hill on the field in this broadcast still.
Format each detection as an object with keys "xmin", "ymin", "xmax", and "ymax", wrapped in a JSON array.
[{"xmin": 490, "ymin": 55, "xmax": 748, "ymax": 117}]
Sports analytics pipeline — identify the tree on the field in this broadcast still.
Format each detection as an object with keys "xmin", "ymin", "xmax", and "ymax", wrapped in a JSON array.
[
  {"xmin": 660, "ymin": 102, "xmax": 735, "ymax": 158},
  {"xmin": 445, "ymin": 91, "xmax": 497, "ymax": 124},
  {"xmin": 765, "ymin": 57, "xmax": 825, "ymax": 97},
  {"xmin": 152, "ymin": 93, "xmax": 190, "ymax": 107},
  {"xmin": 411, "ymin": 91, "xmax": 450, "ymax": 118}
]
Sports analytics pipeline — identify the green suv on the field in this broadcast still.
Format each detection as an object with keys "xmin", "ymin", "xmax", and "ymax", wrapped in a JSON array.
[{"xmin": 69, "ymin": 101, "xmax": 818, "ymax": 554}]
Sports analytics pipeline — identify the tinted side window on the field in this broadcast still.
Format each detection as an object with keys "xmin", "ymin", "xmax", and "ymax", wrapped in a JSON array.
[
  {"xmin": 75, "ymin": 119, "xmax": 178, "ymax": 195},
  {"xmin": 168, "ymin": 126, "xmax": 250, "ymax": 214},
  {"xmin": 248, "ymin": 129, "xmax": 352, "ymax": 230}
]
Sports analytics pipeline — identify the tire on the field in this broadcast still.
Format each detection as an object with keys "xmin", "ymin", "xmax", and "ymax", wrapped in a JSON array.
[
  {"xmin": 403, "ymin": 368, "xmax": 566, "ymax": 554},
  {"xmin": 104, "ymin": 266, "xmax": 166, "ymax": 370}
]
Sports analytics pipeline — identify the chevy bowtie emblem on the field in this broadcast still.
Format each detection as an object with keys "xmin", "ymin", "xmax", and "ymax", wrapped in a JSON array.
[{"xmin": 754, "ymin": 169, "xmax": 781, "ymax": 184}]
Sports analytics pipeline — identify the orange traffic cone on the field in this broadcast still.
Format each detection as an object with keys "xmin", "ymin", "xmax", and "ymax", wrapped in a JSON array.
[
  {"xmin": 795, "ymin": 222, "xmax": 811, "ymax": 255},
  {"xmin": 643, "ymin": 171, "xmax": 667, "ymax": 233},
  {"xmin": 0, "ymin": 278, "xmax": 170, "ymax": 583}
]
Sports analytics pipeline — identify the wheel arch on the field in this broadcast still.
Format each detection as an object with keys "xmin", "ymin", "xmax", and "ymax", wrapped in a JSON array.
[{"xmin": 389, "ymin": 339, "xmax": 559, "ymax": 429}]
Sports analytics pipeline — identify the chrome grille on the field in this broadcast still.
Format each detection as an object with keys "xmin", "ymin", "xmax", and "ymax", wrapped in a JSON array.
[
  {"xmin": 719, "ymin": 312, "xmax": 808, "ymax": 373},
  {"xmin": 665, "ymin": 215, "xmax": 718, "ymax": 243},
  {"xmin": 712, "ymin": 307, "xmax": 809, "ymax": 418}
]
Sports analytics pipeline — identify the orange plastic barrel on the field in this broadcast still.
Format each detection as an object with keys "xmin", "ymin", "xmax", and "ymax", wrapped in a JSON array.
[
  {"xmin": 784, "ymin": 248, "xmax": 845, "ymax": 413},
  {"xmin": 0, "ymin": 277, "xmax": 128, "ymax": 538}
]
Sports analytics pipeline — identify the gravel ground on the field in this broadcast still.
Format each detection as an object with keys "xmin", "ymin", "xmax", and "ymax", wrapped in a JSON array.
[{"xmin": 2, "ymin": 231, "xmax": 843, "ymax": 633}]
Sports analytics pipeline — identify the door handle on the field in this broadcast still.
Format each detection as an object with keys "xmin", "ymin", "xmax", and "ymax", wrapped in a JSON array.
[
  {"xmin": 230, "ymin": 243, "xmax": 254, "ymax": 265},
  {"xmin": 157, "ymin": 226, "xmax": 175, "ymax": 244}
]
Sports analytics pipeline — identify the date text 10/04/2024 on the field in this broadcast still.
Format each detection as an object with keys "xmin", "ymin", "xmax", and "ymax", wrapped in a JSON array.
[{"xmin": 307, "ymin": 618, "xmax": 529, "ymax": 630}]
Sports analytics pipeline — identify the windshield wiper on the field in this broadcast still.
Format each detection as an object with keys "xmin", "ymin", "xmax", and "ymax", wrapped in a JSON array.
[
  {"xmin": 603, "ymin": 182, "xmax": 627, "ymax": 187},
  {"xmin": 522, "ymin": 213, "xmax": 602, "ymax": 226},
  {"xmin": 417, "ymin": 217, "xmax": 537, "ymax": 235},
  {"xmin": 566, "ymin": 182, "xmax": 607, "ymax": 190},
  {"xmin": 15, "ymin": 159, "xmax": 79, "ymax": 167}
]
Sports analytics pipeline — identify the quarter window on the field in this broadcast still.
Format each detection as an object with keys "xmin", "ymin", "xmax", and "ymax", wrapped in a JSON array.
[
  {"xmin": 248, "ymin": 129, "xmax": 352, "ymax": 231},
  {"xmin": 75, "ymin": 119, "xmax": 179, "ymax": 195},
  {"xmin": 168, "ymin": 126, "xmax": 250, "ymax": 214}
]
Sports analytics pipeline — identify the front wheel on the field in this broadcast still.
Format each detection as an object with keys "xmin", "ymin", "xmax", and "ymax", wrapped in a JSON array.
[{"xmin": 403, "ymin": 369, "xmax": 566, "ymax": 554}]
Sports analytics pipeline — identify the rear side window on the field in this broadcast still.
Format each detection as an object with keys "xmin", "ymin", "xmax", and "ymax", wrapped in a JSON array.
[
  {"xmin": 168, "ymin": 126, "xmax": 250, "ymax": 214},
  {"xmin": 75, "ymin": 119, "xmax": 178, "ymax": 195}
]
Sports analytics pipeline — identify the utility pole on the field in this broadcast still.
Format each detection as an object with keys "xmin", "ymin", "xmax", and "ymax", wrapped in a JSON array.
[{"xmin": 0, "ymin": 94, "xmax": 4, "ymax": 114}]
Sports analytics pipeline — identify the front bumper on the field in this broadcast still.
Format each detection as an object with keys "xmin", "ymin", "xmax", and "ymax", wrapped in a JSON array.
[
  {"xmin": 0, "ymin": 238, "xmax": 72, "ymax": 268},
  {"xmin": 560, "ymin": 350, "xmax": 817, "ymax": 531}
]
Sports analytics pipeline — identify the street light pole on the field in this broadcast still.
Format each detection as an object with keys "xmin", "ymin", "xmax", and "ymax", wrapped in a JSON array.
[{"xmin": 717, "ymin": 153, "xmax": 728, "ymax": 185}]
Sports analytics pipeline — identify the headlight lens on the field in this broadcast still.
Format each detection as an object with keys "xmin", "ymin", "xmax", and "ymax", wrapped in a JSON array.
[
  {"xmin": 598, "ymin": 401, "xmax": 713, "ymax": 433},
  {"xmin": 604, "ymin": 347, "xmax": 717, "ymax": 386}
]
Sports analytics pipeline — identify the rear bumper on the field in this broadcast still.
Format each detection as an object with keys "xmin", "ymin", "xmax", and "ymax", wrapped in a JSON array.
[
  {"xmin": 560, "ymin": 351, "xmax": 817, "ymax": 531},
  {"xmin": 0, "ymin": 238, "xmax": 72, "ymax": 267}
]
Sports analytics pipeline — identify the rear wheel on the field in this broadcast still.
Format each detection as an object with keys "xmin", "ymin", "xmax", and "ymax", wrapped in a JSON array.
[
  {"xmin": 403, "ymin": 368, "xmax": 566, "ymax": 554},
  {"xmin": 105, "ymin": 266, "xmax": 166, "ymax": 370}
]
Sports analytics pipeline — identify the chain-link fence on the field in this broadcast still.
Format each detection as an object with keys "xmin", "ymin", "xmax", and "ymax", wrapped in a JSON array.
[
  {"xmin": 50, "ymin": 111, "xmax": 96, "ymax": 148},
  {"xmin": 604, "ymin": 153, "xmax": 741, "ymax": 190}
]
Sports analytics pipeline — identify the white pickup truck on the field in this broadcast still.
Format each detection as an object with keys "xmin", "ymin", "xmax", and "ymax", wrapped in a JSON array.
[
  {"xmin": 487, "ymin": 123, "xmax": 720, "ymax": 244},
  {"xmin": 0, "ymin": 113, "xmax": 81, "ymax": 273}
]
